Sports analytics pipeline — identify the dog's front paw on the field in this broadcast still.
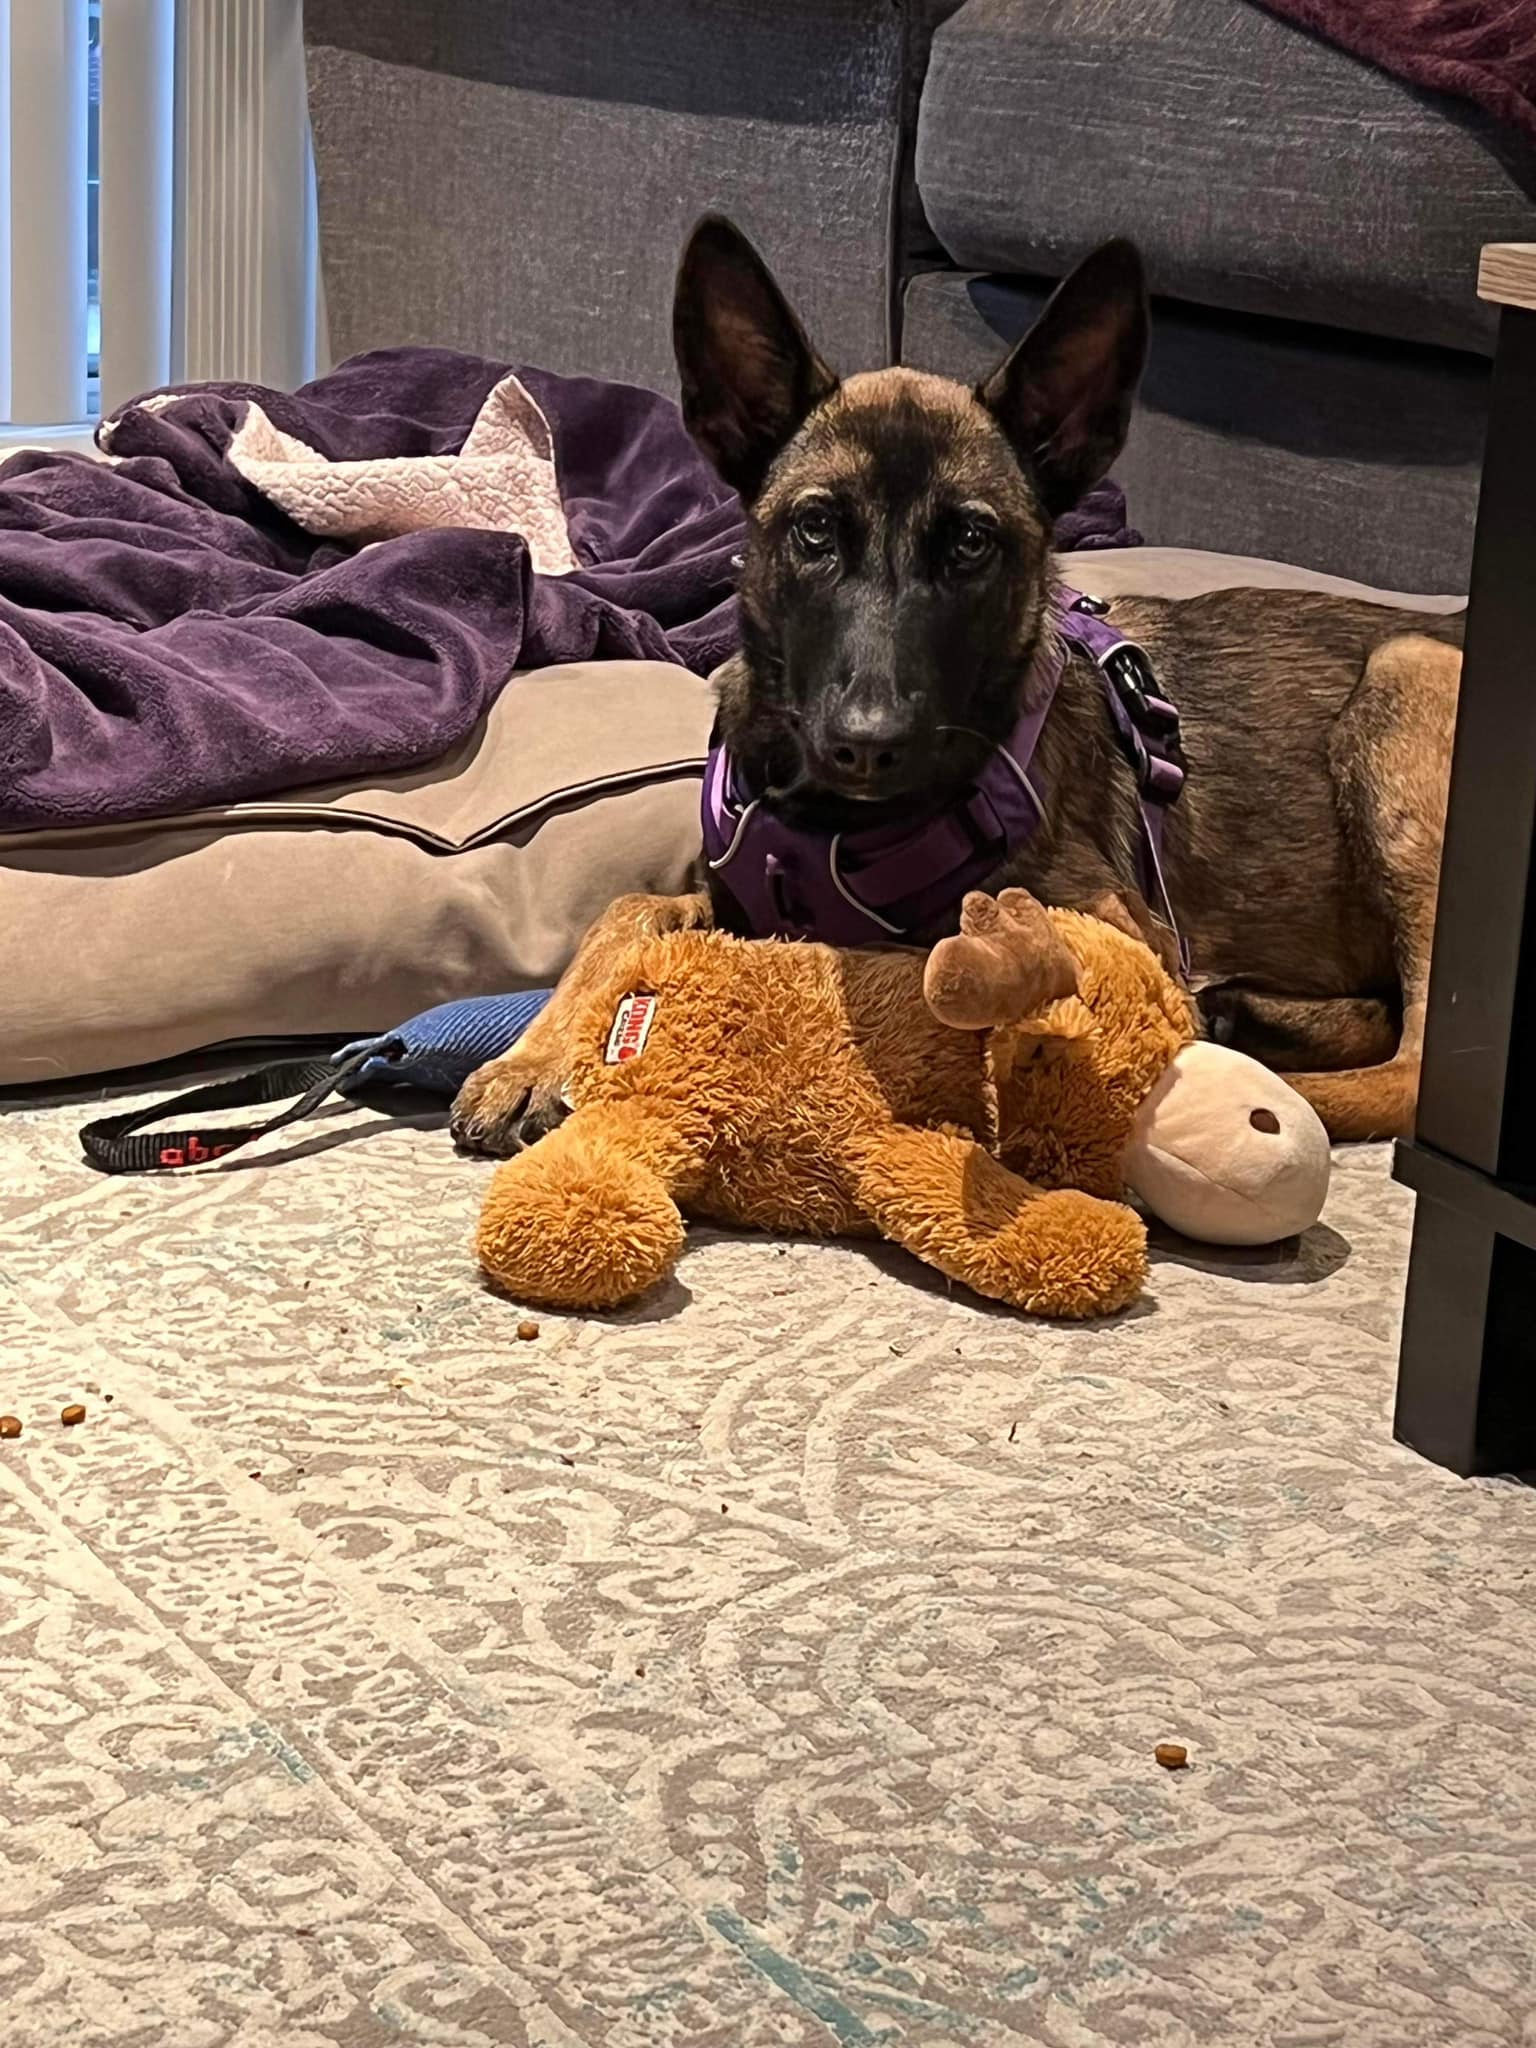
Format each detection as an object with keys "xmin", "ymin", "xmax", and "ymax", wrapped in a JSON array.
[{"xmin": 450, "ymin": 1058, "xmax": 570, "ymax": 1158}]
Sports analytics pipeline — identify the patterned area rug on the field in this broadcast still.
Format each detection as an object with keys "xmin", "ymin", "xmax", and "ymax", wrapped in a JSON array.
[{"xmin": 1, "ymin": 1087, "xmax": 1532, "ymax": 2047}]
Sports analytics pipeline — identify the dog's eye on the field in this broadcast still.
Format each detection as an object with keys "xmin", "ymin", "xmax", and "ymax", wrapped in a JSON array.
[
  {"xmin": 789, "ymin": 504, "xmax": 837, "ymax": 560},
  {"xmin": 948, "ymin": 516, "xmax": 997, "ymax": 570}
]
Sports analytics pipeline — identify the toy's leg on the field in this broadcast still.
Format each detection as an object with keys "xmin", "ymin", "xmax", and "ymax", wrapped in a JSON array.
[
  {"xmin": 452, "ymin": 890, "xmax": 712, "ymax": 1156},
  {"xmin": 852, "ymin": 1124, "xmax": 1147, "ymax": 1319},
  {"xmin": 924, "ymin": 889, "xmax": 1080, "ymax": 1030},
  {"xmin": 476, "ymin": 1101, "xmax": 708, "ymax": 1311}
]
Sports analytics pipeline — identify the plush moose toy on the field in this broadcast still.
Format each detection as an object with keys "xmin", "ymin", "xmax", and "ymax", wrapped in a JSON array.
[{"xmin": 476, "ymin": 890, "xmax": 1330, "ymax": 1318}]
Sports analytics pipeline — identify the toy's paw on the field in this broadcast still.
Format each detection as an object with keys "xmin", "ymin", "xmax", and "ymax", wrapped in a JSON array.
[
  {"xmin": 477, "ymin": 1133, "xmax": 685, "ymax": 1310},
  {"xmin": 451, "ymin": 1056, "xmax": 570, "ymax": 1158},
  {"xmin": 925, "ymin": 890, "xmax": 1079, "ymax": 1030},
  {"xmin": 1005, "ymin": 1189, "xmax": 1148, "ymax": 1319}
]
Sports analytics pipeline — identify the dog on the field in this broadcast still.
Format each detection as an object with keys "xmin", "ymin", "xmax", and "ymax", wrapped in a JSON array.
[{"xmin": 452, "ymin": 214, "xmax": 1463, "ymax": 1156}]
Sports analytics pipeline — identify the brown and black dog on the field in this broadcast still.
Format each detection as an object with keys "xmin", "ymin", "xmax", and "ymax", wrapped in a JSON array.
[{"xmin": 453, "ymin": 216, "xmax": 1463, "ymax": 1154}]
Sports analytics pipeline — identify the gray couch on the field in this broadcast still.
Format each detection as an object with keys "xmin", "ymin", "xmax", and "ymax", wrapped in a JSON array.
[{"xmin": 305, "ymin": 0, "xmax": 1536, "ymax": 590}]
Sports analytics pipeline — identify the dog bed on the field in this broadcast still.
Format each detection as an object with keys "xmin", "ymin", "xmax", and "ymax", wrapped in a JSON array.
[
  {"xmin": 0, "ymin": 550, "xmax": 1463, "ymax": 1088},
  {"xmin": 0, "ymin": 660, "xmax": 710, "ymax": 1085}
]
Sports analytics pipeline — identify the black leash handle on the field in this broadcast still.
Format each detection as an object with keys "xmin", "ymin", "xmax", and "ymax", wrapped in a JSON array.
[{"xmin": 79, "ymin": 1041, "xmax": 399, "ymax": 1174}]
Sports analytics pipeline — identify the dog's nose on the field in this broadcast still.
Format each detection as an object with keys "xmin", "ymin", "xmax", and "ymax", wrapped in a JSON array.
[{"xmin": 825, "ymin": 704, "xmax": 911, "ymax": 782}]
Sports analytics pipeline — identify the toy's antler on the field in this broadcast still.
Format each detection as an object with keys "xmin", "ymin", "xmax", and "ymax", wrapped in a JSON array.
[{"xmin": 923, "ymin": 890, "xmax": 1080, "ymax": 1031}]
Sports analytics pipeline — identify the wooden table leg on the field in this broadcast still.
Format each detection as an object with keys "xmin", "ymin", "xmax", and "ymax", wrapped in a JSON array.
[
  {"xmin": 1394, "ymin": 1176, "xmax": 1536, "ymax": 1476},
  {"xmin": 1393, "ymin": 279, "xmax": 1536, "ymax": 1478}
]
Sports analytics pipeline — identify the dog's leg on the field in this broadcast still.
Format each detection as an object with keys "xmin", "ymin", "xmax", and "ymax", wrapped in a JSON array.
[
  {"xmin": 1201, "ymin": 990, "xmax": 1399, "ymax": 1072},
  {"xmin": 451, "ymin": 891, "xmax": 713, "ymax": 1156},
  {"xmin": 1082, "ymin": 887, "xmax": 1184, "ymax": 981},
  {"xmin": 1283, "ymin": 635, "xmax": 1460, "ymax": 1142}
]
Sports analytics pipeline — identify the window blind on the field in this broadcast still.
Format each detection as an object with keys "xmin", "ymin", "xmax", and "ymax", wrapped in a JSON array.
[{"xmin": 2, "ymin": 0, "xmax": 313, "ymax": 431}]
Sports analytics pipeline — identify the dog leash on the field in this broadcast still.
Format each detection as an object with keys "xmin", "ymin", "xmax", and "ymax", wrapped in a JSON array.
[{"xmin": 79, "ymin": 989, "xmax": 553, "ymax": 1174}]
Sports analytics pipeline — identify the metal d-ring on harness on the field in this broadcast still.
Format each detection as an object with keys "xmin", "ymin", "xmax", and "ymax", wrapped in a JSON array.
[{"xmin": 700, "ymin": 586, "xmax": 1189, "ymax": 963}]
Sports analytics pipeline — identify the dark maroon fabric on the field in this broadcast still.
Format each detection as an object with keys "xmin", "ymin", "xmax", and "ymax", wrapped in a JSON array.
[
  {"xmin": 0, "ymin": 346, "xmax": 1138, "ymax": 832},
  {"xmin": 1256, "ymin": 0, "xmax": 1536, "ymax": 143}
]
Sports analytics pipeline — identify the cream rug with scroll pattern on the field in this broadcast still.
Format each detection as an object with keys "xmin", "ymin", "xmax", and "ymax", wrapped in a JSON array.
[{"xmin": 1, "ymin": 1088, "xmax": 1532, "ymax": 2047}]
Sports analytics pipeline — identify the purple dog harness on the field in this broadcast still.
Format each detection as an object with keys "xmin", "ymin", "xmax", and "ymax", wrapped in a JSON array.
[{"xmin": 702, "ymin": 587, "xmax": 1188, "ymax": 961}]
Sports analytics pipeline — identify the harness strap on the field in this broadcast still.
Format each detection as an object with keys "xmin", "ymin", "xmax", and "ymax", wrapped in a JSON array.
[{"xmin": 1065, "ymin": 595, "xmax": 1189, "ymax": 973}]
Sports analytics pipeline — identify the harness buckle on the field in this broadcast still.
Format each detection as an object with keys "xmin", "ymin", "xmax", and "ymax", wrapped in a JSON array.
[
  {"xmin": 1100, "ymin": 648, "xmax": 1186, "ymax": 809},
  {"xmin": 1105, "ymin": 647, "xmax": 1180, "ymax": 738}
]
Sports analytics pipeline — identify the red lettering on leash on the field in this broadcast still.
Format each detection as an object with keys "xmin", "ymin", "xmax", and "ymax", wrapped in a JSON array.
[{"xmin": 158, "ymin": 1139, "xmax": 231, "ymax": 1168}]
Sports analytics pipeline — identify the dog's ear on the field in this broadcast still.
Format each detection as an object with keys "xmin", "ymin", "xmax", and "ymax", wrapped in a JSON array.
[
  {"xmin": 977, "ymin": 239, "xmax": 1148, "ymax": 517},
  {"xmin": 674, "ymin": 215, "xmax": 838, "ymax": 502}
]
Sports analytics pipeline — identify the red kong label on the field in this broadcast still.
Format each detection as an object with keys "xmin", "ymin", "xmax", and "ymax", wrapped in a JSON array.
[{"xmin": 605, "ymin": 993, "xmax": 657, "ymax": 1064}]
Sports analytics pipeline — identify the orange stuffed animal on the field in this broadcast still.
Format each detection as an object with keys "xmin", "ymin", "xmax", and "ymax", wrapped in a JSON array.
[{"xmin": 475, "ymin": 889, "xmax": 1329, "ymax": 1319}]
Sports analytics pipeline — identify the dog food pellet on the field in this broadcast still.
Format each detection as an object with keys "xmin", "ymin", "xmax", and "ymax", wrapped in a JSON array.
[
  {"xmin": 1155, "ymin": 1742, "xmax": 1189, "ymax": 1770},
  {"xmin": 517, "ymin": 1320, "xmax": 540, "ymax": 1342},
  {"xmin": 60, "ymin": 1404, "xmax": 87, "ymax": 1427},
  {"xmin": 0, "ymin": 1416, "xmax": 21, "ymax": 1439}
]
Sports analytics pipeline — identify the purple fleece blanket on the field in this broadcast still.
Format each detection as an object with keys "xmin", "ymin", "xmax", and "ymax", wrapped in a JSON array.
[
  {"xmin": 0, "ymin": 347, "xmax": 1138, "ymax": 832},
  {"xmin": 1256, "ymin": 1, "xmax": 1536, "ymax": 144}
]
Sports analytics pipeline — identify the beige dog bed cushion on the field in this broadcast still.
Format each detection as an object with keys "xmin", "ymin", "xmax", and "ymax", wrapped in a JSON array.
[
  {"xmin": 0, "ymin": 661, "xmax": 712, "ymax": 1086},
  {"xmin": 0, "ymin": 552, "xmax": 1462, "ymax": 1089}
]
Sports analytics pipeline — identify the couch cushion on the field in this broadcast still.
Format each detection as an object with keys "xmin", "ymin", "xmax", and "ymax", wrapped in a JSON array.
[
  {"xmin": 0, "ymin": 662, "xmax": 713, "ymax": 1086},
  {"xmin": 901, "ymin": 269, "xmax": 1485, "ymax": 592},
  {"xmin": 306, "ymin": 0, "xmax": 947, "ymax": 394},
  {"xmin": 916, "ymin": 0, "xmax": 1536, "ymax": 356}
]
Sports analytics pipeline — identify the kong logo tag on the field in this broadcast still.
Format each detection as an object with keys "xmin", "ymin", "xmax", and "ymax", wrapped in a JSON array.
[{"xmin": 605, "ymin": 993, "xmax": 657, "ymax": 1064}]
